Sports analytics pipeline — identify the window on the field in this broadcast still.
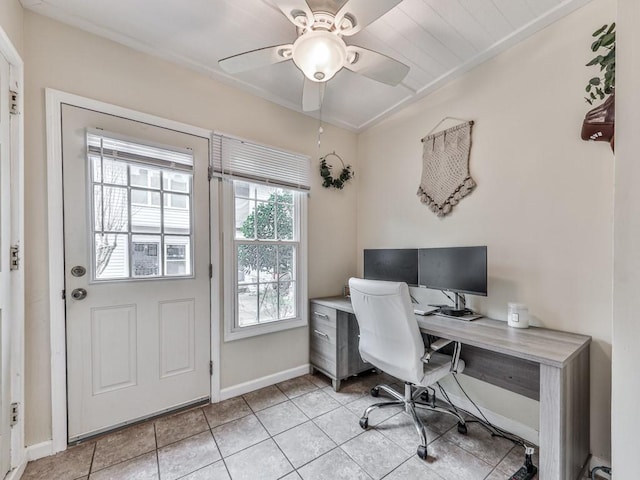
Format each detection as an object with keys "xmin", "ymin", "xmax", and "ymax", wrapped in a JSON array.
[
  {"xmin": 214, "ymin": 133, "xmax": 309, "ymax": 340},
  {"xmin": 234, "ymin": 182, "xmax": 298, "ymax": 327},
  {"xmin": 88, "ymin": 130, "xmax": 194, "ymax": 281}
]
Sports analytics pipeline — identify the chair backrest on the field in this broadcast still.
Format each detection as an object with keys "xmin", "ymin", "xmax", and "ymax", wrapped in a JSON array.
[{"xmin": 349, "ymin": 278, "xmax": 425, "ymax": 384}]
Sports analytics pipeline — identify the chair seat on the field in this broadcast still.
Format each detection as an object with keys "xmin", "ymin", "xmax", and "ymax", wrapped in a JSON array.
[{"xmin": 419, "ymin": 352, "xmax": 465, "ymax": 387}]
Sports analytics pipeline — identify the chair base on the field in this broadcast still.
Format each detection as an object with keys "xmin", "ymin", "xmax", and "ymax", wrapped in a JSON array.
[{"xmin": 359, "ymin": 382, "xmax": 466, "ymax": 459}]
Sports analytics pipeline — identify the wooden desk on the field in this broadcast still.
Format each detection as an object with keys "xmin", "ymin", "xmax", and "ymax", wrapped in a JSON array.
[{"xmin": 310, "ymin": 296, "xmax": 591, "ymax": 480}]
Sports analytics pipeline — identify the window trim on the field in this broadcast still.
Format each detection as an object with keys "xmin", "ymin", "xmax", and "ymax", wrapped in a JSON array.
[{"xmin": 222, "ymin": 179, "xmax": 308, "ymax": 342}]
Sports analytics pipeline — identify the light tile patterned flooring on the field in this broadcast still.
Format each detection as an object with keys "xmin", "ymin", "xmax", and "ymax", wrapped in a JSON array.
[{"xmin": 21, "ymin": 371, "xmax": 539, "ymax": 480}]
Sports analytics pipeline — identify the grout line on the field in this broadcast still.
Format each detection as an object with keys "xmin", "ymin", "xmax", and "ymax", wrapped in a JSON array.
[
  {"xmin": 153, "ymin": 423, "xmax": 160, "ymax": 480},
  {"xmin": 201, "ymin": 406, "xmax": 213, "ymax": 430},
  {"xmin": 379, "ymin": 456, "xmax": 415, "ymax": 479},
  {"xmin": 87, "ymin": 441, "xmax": 97, "ymax": 478},
  {"xmin": 202, "ymin": 406, "xmax": 233, "ymax": 478}
]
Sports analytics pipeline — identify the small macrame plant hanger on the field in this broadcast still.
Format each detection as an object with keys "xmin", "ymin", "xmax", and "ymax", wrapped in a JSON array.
[
  {"xmin": 417, "ymin": 117, "xmax": 476, "ymax": 217},
  {"xmin": 319, "ymin": 151, "xmax": 353, "ymax": 190}
]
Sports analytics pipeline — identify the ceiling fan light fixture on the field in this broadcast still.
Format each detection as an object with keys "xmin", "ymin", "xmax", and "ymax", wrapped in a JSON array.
[{"xmin": 292, "ymin": 30, "xmax": 347, "ymax": 83}]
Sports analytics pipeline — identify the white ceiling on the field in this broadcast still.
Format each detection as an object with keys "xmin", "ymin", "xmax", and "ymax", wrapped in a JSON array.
[{"xmin": 22, "ymin": 0, "xmax": 593, "ymax": 131}]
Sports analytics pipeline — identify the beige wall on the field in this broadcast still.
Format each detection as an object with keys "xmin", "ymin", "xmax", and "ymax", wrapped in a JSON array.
[
  {"xmin": 612, "ymin": 0, "xmax": 638, "ymax": 476},
  {"xmin": 0, "ymin": 0, "xmax": 23, "ymax": 54},
  {"xmin": 23, "ymin": 11, "xmax": 357, "ymax": 445},
  {"xmin": 357, "ymin": 0, "xmax": 614, "ymax": 461}
]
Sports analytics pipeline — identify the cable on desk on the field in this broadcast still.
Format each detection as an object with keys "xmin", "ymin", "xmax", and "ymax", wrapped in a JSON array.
[{"xmin": 440, "ymin": 290, "xmax": 455, "ymax": 304}]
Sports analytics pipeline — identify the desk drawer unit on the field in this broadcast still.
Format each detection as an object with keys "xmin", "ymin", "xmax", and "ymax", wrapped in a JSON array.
[
  {"xmin": 309, "ymin": 300, "xmax": 371, "ymax": 391},
  {"xmin": 310, "ymin": 305, "xmax": 338, "ymax": 376}
]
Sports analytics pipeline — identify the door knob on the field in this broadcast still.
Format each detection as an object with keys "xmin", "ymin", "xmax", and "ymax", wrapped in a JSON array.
[{"xmin": 71, "ymin": 288, "xmax": 87, "ymax": 300}]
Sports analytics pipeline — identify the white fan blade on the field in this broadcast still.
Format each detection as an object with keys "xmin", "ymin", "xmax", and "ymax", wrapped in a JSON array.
[
  {"xmin": 302, "ymin": 78, "xmax": 325, "ymax": 112},
  {"xmin": 219, "ymin": 45, "xmax": 293, "ymax": 74},
  {"xmin": 334, "ymin": 0, "xmax": 402, "ymax": 36},
  {"xmin": 345, "ymin": 45, "xmax": 409, "ymax": 86},
  {"xmin": 272, "ymin": 0, "xmax": 315, "ymax": 28}
]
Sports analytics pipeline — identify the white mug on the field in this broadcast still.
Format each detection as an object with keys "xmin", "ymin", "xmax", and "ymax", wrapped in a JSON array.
[{"xmin": 508, "ymin": 303, "xmax": 529, "ymax": 329}]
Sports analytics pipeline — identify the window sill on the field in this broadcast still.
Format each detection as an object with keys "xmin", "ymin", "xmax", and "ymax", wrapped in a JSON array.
[{"xmin": 224, "ymin": 316, "xmax": 307, "ymax": 342}]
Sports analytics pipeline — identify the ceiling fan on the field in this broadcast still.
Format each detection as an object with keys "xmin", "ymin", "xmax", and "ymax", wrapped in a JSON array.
[{"xmin": 218, "ymin": 0, "xmax": 410, "ymax": 112}]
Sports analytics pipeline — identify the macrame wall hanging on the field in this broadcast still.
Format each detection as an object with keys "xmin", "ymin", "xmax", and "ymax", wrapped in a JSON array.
[{"xmin": 417, "ymin": 119, "xmax": 476, "ymax": 217}]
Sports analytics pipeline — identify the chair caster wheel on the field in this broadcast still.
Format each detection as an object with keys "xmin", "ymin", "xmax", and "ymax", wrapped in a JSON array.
[
  {"xmin": 359, "ymin": 417, "xmax": 368, "ymax": 429},
  {"xmin": 457, "ymin": 422, "xmax": 467, "ymax": 434},
  {"xmin": 417, "ymin": 445, "xmax": 428, "ymax": 460},
  {"xmin": 370, "ymin": 387, "xmax": 380, "ymax": 397}
]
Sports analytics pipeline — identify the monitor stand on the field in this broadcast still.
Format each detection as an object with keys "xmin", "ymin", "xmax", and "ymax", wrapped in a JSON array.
[{"xmin": 438, "ymin": 293, "xmax": 470, "ymax": 317}]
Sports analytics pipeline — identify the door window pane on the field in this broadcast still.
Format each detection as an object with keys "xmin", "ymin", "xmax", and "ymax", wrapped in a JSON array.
[
  {"xmin": 130, "ymin": 165, "xmax": 161, "ymax": 189},
  {"xmin": 132, "ymin": 235, "xmax": 161, "ymax": 278},
  {"xmin": 91, "ymin": 156, "xmax": 102, "ymax": 183},
  {"xmin": 131, "ymin": 192, "xmax": 162, "ymax": 234},
  {"xmin": 102, "ymin": 159, "xmax": 128, "ymax": 185},
  {"xmin": 163, "ymin": 171, "xmax": 190, "ymax": 193},
  {"xmin": 164, "ymin": 194, "xmax": 190, "ymax": 235},
  {"xmin": 101, "ymin": 186, "xmax": 129, "ymax": 232},
  {"xmin": 164, "ymin": 192, "xmax": 188, "ymax": 209},
  {"xmin": 165, "ymin": 236, "xmax": 191, "ymax": 276},
  {"xmin": 95, "ymin": 233, "xmax": 129, "ymax": 279}
]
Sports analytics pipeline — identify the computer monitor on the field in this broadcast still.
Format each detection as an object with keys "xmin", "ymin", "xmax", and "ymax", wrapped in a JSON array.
[
  {"xmin": 418, "ymin": 246, "xmax": 487, "ymax": 315},
  {"xmin": 363, "ymin": 249, "xmax": 418, "ymax": 286}
]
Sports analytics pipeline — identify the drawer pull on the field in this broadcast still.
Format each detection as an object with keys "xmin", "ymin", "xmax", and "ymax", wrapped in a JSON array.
[
  {"xmin": 313, "ymin": 329, "xmax": 329, "ymax": 339},
  {"xmin": 313, "ymin": 311, "xmax": 329, "ymax": 320}
]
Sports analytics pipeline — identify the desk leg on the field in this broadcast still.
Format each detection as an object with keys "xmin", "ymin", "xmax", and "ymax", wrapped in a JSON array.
[{"xmin": 539, "ymin": 348, "xmax": 590, "ymax": 480}]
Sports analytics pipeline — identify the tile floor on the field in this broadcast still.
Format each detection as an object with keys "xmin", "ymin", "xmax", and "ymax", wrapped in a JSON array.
[{"xmin": 21, "ymin": 371, "xmax": 539, "ymax": 480}]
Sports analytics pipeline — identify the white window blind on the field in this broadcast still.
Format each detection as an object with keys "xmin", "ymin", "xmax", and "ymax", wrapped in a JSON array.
[
  {"xmin": 87, "ymin": 129, "xmax": 194, "ymax": 172},
  {"xmin": 211, "ymin": 133, "xmax": 311, "ymax": 191}
]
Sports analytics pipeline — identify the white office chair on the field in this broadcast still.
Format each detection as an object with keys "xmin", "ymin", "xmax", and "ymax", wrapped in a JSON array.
[{"xmin": 348, "ymin": 278, "xmax": 467, "ymax": 460}]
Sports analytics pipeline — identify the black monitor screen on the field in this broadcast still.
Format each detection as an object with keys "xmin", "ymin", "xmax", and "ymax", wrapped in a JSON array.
[
  {"xmin": 363, "ymin": 249, "xmax": 418, "ymax": 286},
  {"xmin": 418, "ymin": 246, "xmax": 487, "ymax": 296}
]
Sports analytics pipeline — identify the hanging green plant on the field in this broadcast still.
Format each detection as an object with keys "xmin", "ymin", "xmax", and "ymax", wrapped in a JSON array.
[
  {"xmin": 585, "ymin": 23, "xmax": 615, "ymax": 105},
  {"xmin": 319, "ymin": 152, "xmax": 353, "ymax": 190},
  {"xmin": 581, "ymin": 22, "xmax": 615, "ymax": 151}
]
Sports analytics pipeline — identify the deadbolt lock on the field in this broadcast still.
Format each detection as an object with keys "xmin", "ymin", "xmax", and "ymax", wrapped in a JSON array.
[{"xmin": 71, "ymin": 266, "xmax": 86, "ymax": 277}]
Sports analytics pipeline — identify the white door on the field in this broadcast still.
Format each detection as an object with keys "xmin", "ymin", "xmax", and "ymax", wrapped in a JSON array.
[
  {"xmin": 62, "ymin": 105, "xmax": 211, "ymax": 441},
  {"xmin": 0, "ymin": 51, "xmax": 13, "ymax": 478}
]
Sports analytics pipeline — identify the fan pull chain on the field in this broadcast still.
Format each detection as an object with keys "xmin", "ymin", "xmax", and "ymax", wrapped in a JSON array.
[{"xmin": 317, "ymin": 87, "xmax": 324, "ymax": 149}]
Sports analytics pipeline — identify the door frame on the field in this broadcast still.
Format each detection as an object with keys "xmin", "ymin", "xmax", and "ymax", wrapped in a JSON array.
[
  {"xmin": 45, "ymin": 89, "xmax": 221, "ymax": 454},
  {"xmin": 0, "ymin": 25, "xmax": 24, "ymax": 478}
]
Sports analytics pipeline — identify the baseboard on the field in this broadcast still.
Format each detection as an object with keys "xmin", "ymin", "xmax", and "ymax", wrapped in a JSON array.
[
  {"xmin": 5, "ymin": 462, "xmax": 26, "ymax": 480},
  {"xmin": 25, "ymin": 440, "xmax": 54, "ymax": 461},
  {"xmin": 219, "ymin": 364, "xmax": 311, "ymax": 401},
  {"xmin": 2, "ymin": 441, "xmax": 53, "ymax": 480},
  {"xmin": 444, "ymin": 391, "xmax": 540, "ymax": 447}
]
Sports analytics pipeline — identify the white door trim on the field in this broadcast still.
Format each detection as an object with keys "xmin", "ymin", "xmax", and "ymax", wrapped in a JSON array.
[
  {"xmin": 0, "ymin": 25, "xmax": 25, "ymax": 475},
  {"xmin": 45, "ymin": 89, "xmax": 221, "ymax": 453}
]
